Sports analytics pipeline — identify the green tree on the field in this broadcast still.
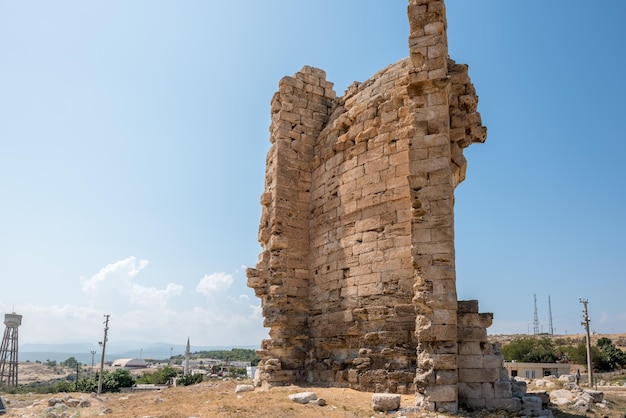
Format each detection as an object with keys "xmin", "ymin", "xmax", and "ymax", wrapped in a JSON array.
[
  {"xmin": 136, "ymin": 366, "xmax": 178, "ymax": 385},
  {"xmin": 596, "ymin": 338, "xmax": 626, "ymax": 371},
  {"xmin": 193, "ymin": 348, "xmax": 260, "ymax": 365},
  {"xmin": 76, "ymin": 377, "xmax": 97, "ymax": 393},
  {"xmin": 566, "ymin": 343, "xmax": 588, "ymax": 365},
  {"xmin": 94, "ymin": 369, "xmax": 136, "ymax": 392},
  {"xmin": 501, "ymin": 337, "xmax": 557, "ymax": 363},
  {"xmin": 177, "ymin": 373, "xmax": 203, "ymax": 386},
  {"xmin": 60, "ymin": 356, "xmax": 80, "ymax": 368},
  {"xmin": 565, "ymin": 343, "xmax": 609, "ymax": 372}
]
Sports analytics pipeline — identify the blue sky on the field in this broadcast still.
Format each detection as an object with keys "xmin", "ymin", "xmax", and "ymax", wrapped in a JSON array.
[{"xmin": 1, "ymin": 1, "xmax": 624, "ymax": 350}]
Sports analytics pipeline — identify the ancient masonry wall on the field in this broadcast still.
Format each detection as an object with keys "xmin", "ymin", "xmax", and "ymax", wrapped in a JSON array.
[{"xmin": 247, "ymin": 0, "xmax": 519, "ymax": 413}]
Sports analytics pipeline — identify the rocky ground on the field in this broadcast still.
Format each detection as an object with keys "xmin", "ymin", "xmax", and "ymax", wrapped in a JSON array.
[
  {"xmin": 1, "ymin": 378, "xmax": 626, "ymax": 418},
  {"xmin": 5, "ymin": 338, "xmax": 626, "ymax": 418},
  {"xmin": 16, "ymin": 362, "xmax": 75, "ymax": 385}
]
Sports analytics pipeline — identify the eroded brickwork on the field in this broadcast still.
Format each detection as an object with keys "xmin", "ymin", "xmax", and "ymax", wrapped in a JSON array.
[{"xmin": 247, "ymin": 0, "xmax": 516, "ymax": 413}]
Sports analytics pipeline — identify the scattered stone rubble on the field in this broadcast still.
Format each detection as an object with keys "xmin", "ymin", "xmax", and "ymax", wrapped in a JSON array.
[
  {"xmin": 548, "ymin": 375, "xmax": 608, "ymax": 413},
  {"xmin": 281, "ymin": 375, "xmax": 608, "ymax": 415}
]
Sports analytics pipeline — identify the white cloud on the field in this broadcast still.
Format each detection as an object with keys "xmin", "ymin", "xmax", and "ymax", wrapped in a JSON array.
[
  {"xmin": 13, "ymin": 260, "xmax": 266, "ymax": 347},
  {"xmin": 79, "ymin": 256, "xmax": 182, "ymax": 310},
  {"xmin": 80, "ymin": 256, "xmax": 149, "ymax": 295},
  {"xmin": 129, "ymin": 283, "xmax": 183, "ymax": 309},
  {"xmin": 196, "ymin": 272, "xmax": 233, "ymax": 296}
]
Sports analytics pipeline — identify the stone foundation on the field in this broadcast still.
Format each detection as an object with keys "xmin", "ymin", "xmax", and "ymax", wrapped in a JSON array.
[{"xmin": 247, "ymin": 0, "xmax": 515, "ymax": 413}]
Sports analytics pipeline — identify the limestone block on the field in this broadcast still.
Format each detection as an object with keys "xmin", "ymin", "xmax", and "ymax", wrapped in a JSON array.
[
  {"xmin": 458, "ymin": 368, "xmax": 499, "ymax": 383},
  {"xmin": 485, "ymin": 397, "xmax": 521, "ymax": 412},
  {"xmin": 481, "ymin": 382, "xmax": 495, "ymax": 399},
  {"xmin": 483, "ymin": 354, "xmax": 502, "ymax": 369},
  {"xmin": 460, "ymin": 397, "xmax": 485, "ymax": 411},
  {"xmin": 433, "ymin": 309, "xmax": 457, "ymax": 326},
  {"xmin": 458, "ymin": 382, "xmax": 481, "ymax": 399},
  {"xmin": 494, "ymin": 381, "xmax": 512, "ymax": 398},
  {"xmin": 458, "ymin": 354, "xmax": 483, "ymax": 369},
  {"xmin": 583, "ymin": 389, "xmax": 604, "ymax": 404},
  {"xmin": 426, "ymin": 384, "xmax": 457, "ymax": 403},
  {"xmin": 235, "ymin": 384, "xmax": 254, "ymax": 394},
  {"xmin": 457, "ymin": 312, "xmax": 492, "ymax": 328},
  {"xmin": 457, "ymin": 327, "xmax": 487, "ymax": 342},
  {"xmin": 435, "ymin": 369, "xmax": 457, "ymax": 385},
  {"xmin": 288, "ymin": 392, "xmax": 317, "ymax": 404},
  {"xmin": 527, "ymin": 391, "xmax": 549, "ymax": 408},
  {"xmin": 521, "ymin": 395, "xmax": 543, "ymax": 413},
  {"xmin": 372, "ymin": 393, "xmax": 401, "ymax": 412},
  {"xmin": 458, "ymin": 341, "xmax": 481, "ymax": 355},
  {"xmin": 511, "ymin": 379, "xmax": 527, "ymax": 398}
]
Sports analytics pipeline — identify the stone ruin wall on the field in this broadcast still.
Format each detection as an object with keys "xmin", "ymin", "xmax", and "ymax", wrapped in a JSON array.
[{"xmin": 247, "ymin": 0, "xmax": 522, "ymax": 413}]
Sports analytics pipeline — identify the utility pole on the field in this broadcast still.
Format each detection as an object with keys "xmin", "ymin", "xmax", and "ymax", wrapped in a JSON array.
[
  {"xmin": 580, "ymin": 299, "xmax": 593, "ymax": 387},
  {"xmin": 97, "ymin": 314, "xmax": 110, "ymax": 396}
]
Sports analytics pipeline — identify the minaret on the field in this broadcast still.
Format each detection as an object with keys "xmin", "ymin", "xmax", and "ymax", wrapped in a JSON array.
[
  {"xmin": 0, "ymin": 312, "xmax": 22, "ymax": 387},
  {"xmin": 184, "ymin": 337, "xmax": 190, "ymax": 376}
]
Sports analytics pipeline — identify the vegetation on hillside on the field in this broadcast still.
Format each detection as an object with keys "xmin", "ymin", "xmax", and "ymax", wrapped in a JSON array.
[
  {"xmin": 183, "ymin": 348, "xmax": 260, "ymax": 365},
  {"xmin": 501, "ymin": 336, "xmax": 626, "ymax": 372}
]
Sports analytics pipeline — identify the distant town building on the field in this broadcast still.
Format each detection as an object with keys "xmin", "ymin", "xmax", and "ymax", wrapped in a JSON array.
[
  {"xmin": 504, "ymin": 361, "xmax": 571, "ymax": 379},
  {"xmin": 111, "ymin": 358, "xmax": 149, "ymax": 369}
]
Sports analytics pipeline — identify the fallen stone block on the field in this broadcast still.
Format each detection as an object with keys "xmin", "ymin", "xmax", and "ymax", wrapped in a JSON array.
[
  {"xmin": 521, "ymin": 395, "xmax": 543, "ymax": 414},
  {"xmin": 47, "ymin": 398, "xmax": 64, "ymax": 407},
  {"xmin": 288, "ymin": 392, "xmax": 317, "ymax": 404},
  {"xmin": 583, "ymin": 389, "xmax": 603, "ymax": 404},
  {"xmin": 550, "ymin": 389, "xmax": 574, "ymax": 406},
  {"xmin": 527, "ymin": 391, "xmax": 549, "ymax": 408},
  {"xmin": 235, "ymin": 384, "xmax": 255, "ymax": 394},
  {"xmin": 64, "ymin": 398, "xmax": 81, "ymax": 407},
  {"xmin": 372, "ymin": 393, "xmax": 401, "ymax": 412}
]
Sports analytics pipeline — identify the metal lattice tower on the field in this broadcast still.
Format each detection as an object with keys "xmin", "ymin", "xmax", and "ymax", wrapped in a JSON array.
[
  {"xmin": 0, "ymin": 312, "xmax": 22, "ymax": 387},
  {"xmin": 533, "ymin": 294, "xmax": 540, "ymax": 334}
]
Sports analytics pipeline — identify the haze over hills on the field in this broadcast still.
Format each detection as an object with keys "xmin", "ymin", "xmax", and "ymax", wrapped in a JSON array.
[{"xmin": 19, "ymin": 341, "xmax": 258, "ymax": 364}]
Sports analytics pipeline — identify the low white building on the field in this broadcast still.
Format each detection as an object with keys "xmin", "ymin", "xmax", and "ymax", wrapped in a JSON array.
[
  {"xmin": 504, "ymin": 361, "xmax": 571, "ymax": 379},
  {"xmin": 111, "ymin": 358, "xmax": 149, "ymax": 369}
]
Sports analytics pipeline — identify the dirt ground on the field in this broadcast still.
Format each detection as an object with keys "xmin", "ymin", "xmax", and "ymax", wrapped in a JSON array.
[
  {"xmin": 6, "ymin": 348, "xmax": 626, "ymax": 418},
  {"xmin": 16, "ymin": 362, "xmax": 75, "ymax": 385},
  {"xmin": 1, "ymin": 379, "xmax": 421, "ymax": 418},
  {"xmin": 3, "ymin": 379, "xmax": 626, "ymax": 418}
]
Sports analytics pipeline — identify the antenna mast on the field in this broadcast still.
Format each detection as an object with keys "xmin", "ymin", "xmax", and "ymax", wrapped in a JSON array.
[
  {"xmin": 548, "ymin": 295, "xmax": 554, "ymax": 335},
  {"xmin": 533, "ymin": 294, "xmax": 540, "ymax": 334}
]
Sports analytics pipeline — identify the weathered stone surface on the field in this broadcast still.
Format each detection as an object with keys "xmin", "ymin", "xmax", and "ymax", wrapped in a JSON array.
[
  {"xmin": 485, "ymin": 397, "xmax": 522, "ymax": 413},
  {"xmin": 584, "ymin": 389, "xmax": 604, "ymax": 404},
  {"xmin": 550, "ymin": 389, "xmax": 574, "ymax": 406},
  {"xmin": 235, "ymin": 384, "xmax": 255, "ymax": 394},
  {"xmin": 247, "ymin": 0, "xmax": 508, "ymax": 413},
  {"xmin": 372, "ymin": 393, "xmax": 401, "ymax": 412},
  {"xmin": 288, "ymin": 392, "xmax": 317, "ymax": 404},
  {"xmin": 521, "ymin": 395, "xmax": 543, "ymax": 414}
]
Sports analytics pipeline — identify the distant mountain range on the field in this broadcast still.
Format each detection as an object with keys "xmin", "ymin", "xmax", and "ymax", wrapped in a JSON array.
[{"xmin": 18, "ymin": 341, "xmax": 258, "ymax": 364}]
